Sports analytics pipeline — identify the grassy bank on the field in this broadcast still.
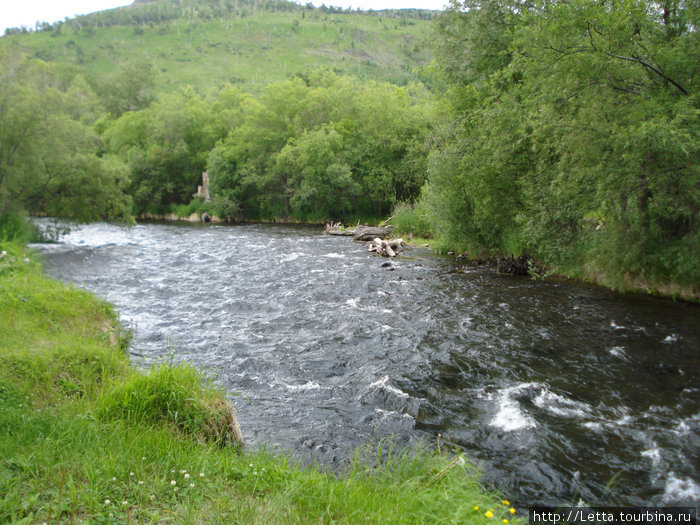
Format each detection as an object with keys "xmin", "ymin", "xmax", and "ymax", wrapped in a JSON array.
[
  {"xmin": 0, "ymin": 241, "xmax": 518, "ymax": 523},
  {"xmin": 388, "ymin": 205, "xmax": 698, "ymax": 303}
]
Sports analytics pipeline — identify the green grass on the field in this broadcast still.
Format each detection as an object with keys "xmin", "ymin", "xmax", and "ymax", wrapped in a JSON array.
[
  {"xmin": 3, "ymin": 8, "xmax": 432, "ymax": 94},
  {"xmin": 0, "ymin": 241, "xmax": 521, "ymax": 523}
]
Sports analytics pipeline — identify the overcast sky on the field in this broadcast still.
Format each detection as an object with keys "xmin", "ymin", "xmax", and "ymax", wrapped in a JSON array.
[{"xmin": 1, "ymin": 0, "xmax": 448, "ymax": 35}]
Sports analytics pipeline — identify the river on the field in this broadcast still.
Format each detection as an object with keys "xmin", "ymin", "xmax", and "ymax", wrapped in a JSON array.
[{"xmin": 34, "ymin": 220, "xmax": 699, "ymax": 509}]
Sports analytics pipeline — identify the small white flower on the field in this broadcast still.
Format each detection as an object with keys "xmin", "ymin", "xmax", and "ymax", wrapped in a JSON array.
[
  {"xmin": 150, "ymin": 495, "xmax": 156, "ymax": 501},
  {"xmin": 129, "ymin": 472, "xmax": 134, "ymax": 476},
  {"xmin": 249, "ymin": 463, "xmax": 253, "ymax": 467},
  {"xmin": 171, "ymin": 480, "xmax": 176, "ymax": 485},
  {"xmin": 111, "ymin": 477, "xmax": 116, "ymax": 481},
  {"xmin": 189, "ymin": 483, "xmax": 194, "ymax": 488},
  {"xmin": 253, "ymin": 471, "xmax": 257, "ymax": 476},
  {"xmin": 171, "ymin": 469, "xmax": 175, "ymax": 473},
  {"xmin": 184, "ymin": 473, "xmax": 190, "ymax": 479},
  {"xmin": 104, "ymin": 499, "xmax": 111, "ymax": 505},
  {"xmin": 199, "ymin": 472, "xmax": 205, "ymax": 477},
  {"xmin": 174, "ymin": 487, "xmax": 179, "ymax": 492},
  {"xmin": 138, "ymin": 480, "xmax": 144, "ymax": 485},
  {"xmin": 122, "ymin": 500, "xmax": 128, "ymax": 506},
  {"xmin": 142, "ymin": 457, "xmax": 147, "ymax": 460}
]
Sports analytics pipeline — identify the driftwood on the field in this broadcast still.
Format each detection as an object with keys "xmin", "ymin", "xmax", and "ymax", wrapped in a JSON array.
[
  {"xmin": 368, "ymin": 237, "xmax": 404, "ymax": 257},
  {"xmin": 354, "ymin": 225, "xmax": 393, "ymax": 241},
  {"xmin": 325, "ymin": 222, "xmax": 393, "ymax": 241},
  {"xmin": 325, "ymin": 221, "xmax": 355, "ymax": 236}
]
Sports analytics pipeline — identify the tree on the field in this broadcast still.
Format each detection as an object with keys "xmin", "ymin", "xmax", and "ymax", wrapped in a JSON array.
[
  {"xmin": 425, "ymin": 0, "xmax": 700, "ymax": 289},
  {"xmin": 0, "ymin": 50, "xmax": 132, "ymax": 236},
  {"xmin": 104, "ymin": 88, "xmax": 227, "ymax": 213}
]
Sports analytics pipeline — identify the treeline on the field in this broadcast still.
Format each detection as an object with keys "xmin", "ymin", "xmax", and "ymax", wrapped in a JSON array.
[
  {"xmin": 9, "ymin": 0, "xmax": 436, "ymax": 37},
  {"xmin": 0, "ymin": 51, "xmax": 133, "ymax": 239},
  {"xmin": 0, "ymin": 49, "xmax": 431, "ymax": 238},
  {"xmin": 414, "ymin": 0, "xmax": 699, "ymax": 293},
  {"xmin": 104, "ymin": 69, "xmax": 432, "ymax": 221}
]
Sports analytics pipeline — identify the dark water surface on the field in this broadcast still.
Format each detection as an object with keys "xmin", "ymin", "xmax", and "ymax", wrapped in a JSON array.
[{"xmin": 35, "ymin": 221, "xmax": 699, "ymax": 508}]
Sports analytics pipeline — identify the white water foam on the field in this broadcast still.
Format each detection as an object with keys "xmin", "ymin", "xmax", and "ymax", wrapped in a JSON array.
[
  {"xmin": 368, "ymin": 375, "xmax": 410, "ymax": 399},
  {"xmin": 662, "ymin": 473, "xmax": 700, "ymax": 504},
  {"xmin": 533, "ymin": 389, "xmax": 591, "ymax": 419},
  {"xmin": 489, "ymin": 383, "xmax": 538, "ymax": 432},
  {"xmin": 609, "ymin": 346, "xmax": 628, "ymax": 359},
  {"xmin": 641, "ymin": 447, "xmax": 663, "ymax": 468},
  {"xmin": 281, "ymin": 252, "xmax": 303, "ymax": 263},
  {"xmin": 281, "ymin": 381, "xmax": 322, "ymax": 392}
]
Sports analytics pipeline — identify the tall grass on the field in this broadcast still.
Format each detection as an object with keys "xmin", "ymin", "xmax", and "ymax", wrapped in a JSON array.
[
  {"xmin": 96, "ymin": 362, "xmax": 243, "ymax": 446},
  {"xmin": 390, "ymin": 201, "xmax": 433, "ymax": 240}
]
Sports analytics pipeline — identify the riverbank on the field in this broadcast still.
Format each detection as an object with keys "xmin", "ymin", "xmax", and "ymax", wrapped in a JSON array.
[
  {"xmin": 132, "ymin": 206, "xmax": 699, "ymax": 303},
  {"xmin": 0, "ymin": 241, "xmax": 518, "ymax": 523},
  {"xmin": 395, "ymin": 236, "xmax": 699, "ymax": 303}
]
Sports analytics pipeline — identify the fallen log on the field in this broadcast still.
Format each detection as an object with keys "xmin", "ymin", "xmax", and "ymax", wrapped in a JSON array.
[
  {"xmin": 324, "ymin": 222, "xmax": 393, "ymax": 240},
  {"xmin": 368, "ymin": 237, "xmax": 404, "ymax": 257},
  {"xmin": 353, "ymin": 225, "xmax": 393, "ymax": 241}
]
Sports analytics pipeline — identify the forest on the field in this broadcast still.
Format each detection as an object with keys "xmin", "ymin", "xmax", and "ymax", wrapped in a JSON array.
[{"xmin": 1, "ymin": 0, "xmax": 698, "ymax": 298}]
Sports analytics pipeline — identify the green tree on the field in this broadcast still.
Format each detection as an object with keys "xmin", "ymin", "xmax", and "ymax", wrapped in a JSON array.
[
  {"xmin": 0, "ymin": 51, "xmax": 132, "ymax": 237},
  {"xmin": 104, "ymin": 87, "xmax": 227, "ymax": 213},
  {"xmin": 100, "ymin": 61, "xmax": 156, "ymax": 118},
  {"xmin": 425, "ymin": 0, "xmax": 700, "ymax": 291}
]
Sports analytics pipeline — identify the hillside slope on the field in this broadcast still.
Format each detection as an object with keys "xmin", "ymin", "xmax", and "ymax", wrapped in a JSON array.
[{"xmin": 2, "ymin": 0, "xmax": 434, "ymax": 93}]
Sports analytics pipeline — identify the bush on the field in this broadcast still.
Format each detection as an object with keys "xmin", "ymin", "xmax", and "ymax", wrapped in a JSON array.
[
  {"xmin": 0, "ymin": 211, "xmax": 39, "ymax": 243},
  {"xmin": 390, "ymin": 201, "xmax": 432, "ymax": 239}
]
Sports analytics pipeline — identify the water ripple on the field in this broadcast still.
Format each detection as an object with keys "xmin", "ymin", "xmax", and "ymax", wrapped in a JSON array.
[{"xmin": 35, "ymin": 220, "xmax": 700, "ymax": 508}]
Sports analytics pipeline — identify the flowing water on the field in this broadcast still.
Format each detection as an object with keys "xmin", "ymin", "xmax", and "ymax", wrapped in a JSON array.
[{"xmin": 34, "ymin": 221, "xmax": 699, "ymax": 508}]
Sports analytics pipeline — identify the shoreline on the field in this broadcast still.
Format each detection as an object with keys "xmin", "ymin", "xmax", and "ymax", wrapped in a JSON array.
[
  {"xmin": 400, "ymin": 238, "xmax": 699, "ymax": 304},
  {"xmin": 134, "ymin": 213, "xmax": 699, "ymax": 303},
  {"xmin": 0, "ymin": 240, "xmax": 516, "ymax": 523}
]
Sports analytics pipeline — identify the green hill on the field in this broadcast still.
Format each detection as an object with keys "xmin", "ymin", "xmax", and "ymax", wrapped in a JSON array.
[{"xmin": 1, "ymin": 0, "xmax": 435, "ymax": 93}]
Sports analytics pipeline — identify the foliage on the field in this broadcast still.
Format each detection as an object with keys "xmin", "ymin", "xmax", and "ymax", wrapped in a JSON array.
[
  {"xmin": 103, "ymin": 87, "xmax": 230, "ymax": 213},
  {"xmin": 390, "ymin": 201, "xmax": 433, "ymax": 239},
  {"xmin": 0, "ymin": 50, "xmax": 133, "ymax": 224},
  {"xmin": 207, "ymin": 72, "xmax": 432, "ymax": 222},
  {"xmin": 424, "ymin": 0, "xmax": 700, "ymax": 294}
]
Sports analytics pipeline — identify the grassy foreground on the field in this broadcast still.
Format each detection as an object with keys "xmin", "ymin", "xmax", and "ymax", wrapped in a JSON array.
[{"xmin": 0, "ymin": 241, "xmax": 519, "ymax": 524}]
